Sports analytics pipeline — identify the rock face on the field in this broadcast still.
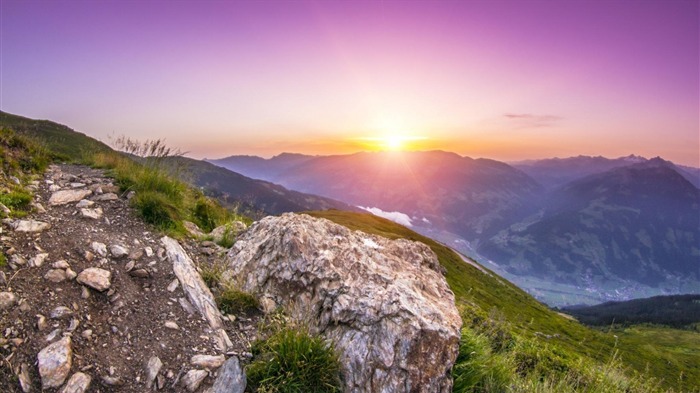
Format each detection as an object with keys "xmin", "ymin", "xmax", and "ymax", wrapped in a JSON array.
[{"xmin": 224, "ymin": 213, "xmax": 462, "ymax": 393}]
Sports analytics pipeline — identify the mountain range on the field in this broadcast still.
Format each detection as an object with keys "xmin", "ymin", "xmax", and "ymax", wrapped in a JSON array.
[{"xmin": 211, "ymin": 152, "xmax": 700, "ymax": 305}]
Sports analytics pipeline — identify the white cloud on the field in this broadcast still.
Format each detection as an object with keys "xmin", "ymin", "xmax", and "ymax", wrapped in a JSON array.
[{"xmin": 359, "ymin": 206, "xmax": 413, "ymax": 227}]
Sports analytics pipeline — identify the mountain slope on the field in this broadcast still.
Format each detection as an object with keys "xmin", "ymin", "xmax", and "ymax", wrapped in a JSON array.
[
  {"xmin": 161, "ymin": 156, "xmax": 358, "ymax": 217},
  {"xmin": 482, "ymin": 159, "xmax": 700, "ymax": 288}
]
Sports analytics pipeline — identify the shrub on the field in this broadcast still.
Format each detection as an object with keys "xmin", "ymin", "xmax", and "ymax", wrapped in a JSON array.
[
  {"xmin": 216, "ymin": 283, "xmax": 259, "ymax": 315},
  {"xmin": 247, "ymin": 326, "xmax": 341, "ymax": 393},
  {"xmin": 0, "ymin": 189, "xmax": 33, "ymax": 215}
]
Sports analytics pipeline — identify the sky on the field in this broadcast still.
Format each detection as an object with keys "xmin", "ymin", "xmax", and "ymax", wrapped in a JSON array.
[{"xmin": 1, "ymin": 0, "xmax": 698, "ymax": 166}]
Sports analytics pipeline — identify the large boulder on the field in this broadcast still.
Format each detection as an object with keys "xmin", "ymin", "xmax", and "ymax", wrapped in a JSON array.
[{"xmin": 224, "ymin": 213, "xmax": 461, "ymax": 393}]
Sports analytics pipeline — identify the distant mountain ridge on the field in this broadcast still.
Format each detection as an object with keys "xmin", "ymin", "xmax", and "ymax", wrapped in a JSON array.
[{"xmin": 211, "ymin": 151, "xmax": 700, "ymax": 305}]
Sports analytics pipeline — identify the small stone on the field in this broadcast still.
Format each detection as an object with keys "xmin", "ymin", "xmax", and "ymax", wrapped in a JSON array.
[
  {"xmin": 77, "ymin": 268, "xmax": 112, "ymax": 292},
  {"xmin": 19, "ymin": 363, "xmax": 32, "ymax": 393},
  {"xmin": 128, "ymin": 249, "xmax": 144, "ymax": 260},
  {"xmin": 50, "ymin": 306, "xmax": 73, "ymax": 319},
  {"xmin": 18, "ymin": 300, "xmax": 31, "ymax": 312},
  {"xmin": 65, "ymin": 268, "xmax": 77, "ymax": 280},
  {"xmin": 84, "ymin": 251, "xmax": 94, "ymax": 262},
  {"xmin": 38, "ymin": 336, "xmax": 72, "ymax": 389},
  {"xmin": 70, "ymin": 182, "xmax": 86, "ymax": 188},
  {"xmin": 144, "ymin": 247, "xmax": 154, "ymax": 257},
  {"xmin": 44, "ymin": 269, "xmax": 67, "ymax": 283},
  {"xmin": 67, "ymin": 319, "xmax": 80, "ymax": 332},
  {"xmin": 182, "ymin": 369, "xmax": 208, "ymax": 392},
  {"xmin": 184, "ymin": 221, "xmax": 205, "ymax": 237},
  {"xmin": 49, "ymin": 189, "xmax": 92, "ymax": 206},
  {"xmin": 0, "ymin": 203, "xmax": 10, "ymax": 215},
  {"xmin": 81, "ymin": 329, "xmax": 93, "ymax": 340},
  {"xmin": 91, "ymin": 242, "xmax": 107, "ymax": 257},
  {"xmin": 167, "ymin": 278, "xmax": 179, "ymax": 292},
  {"xmin": 59, "ymin": 371, "xmax": 92, "ymax": 393},
  {"xmin": 12, "ymin": 219, "xmax": 50, "ymax": 232},
  {"xmin": 145, "ymin": 356, "xmax": 163, "ymax": 389},
  {"xmin": 80, "ymin": 207, "xmax": 103, "ymax": 220},
  {"xmin": 129, "ymin": 268, "xmax": 150, "ymax": 278},
  {"xmin": 100, "ymin": 375, "xmax": 124, "ymax": 386},
  {"xmin": 37, "ymin": 314, "xmax": 48, "ymax": 331},
  {"xmin": 52, "ymin": 260, "xmax": 70, "ymax": 269},
  {"xmin": 164, "ymin": 321, "xmax": 180, "ymax": 330},
  {"xmin": 124, "ymin": 260, "xmax": 135, "ymax": 272},
  {"xmin": 191, "ymin": 354, "xmax": 225, "ymax": 369},
  {"xmin": 80, "ymin": 286, "xmax": 90, "ymax": 299},
  {"xmin": 11, "ymin": 254, "xmax": 27, "ymax": 267},
  {"xmin": 34, "ymin": 202, "xmax": 47, "ymax": 213},
  {"xmin": 93, "ymin": 192, "xmax": 118, "ymax": 201},
  {"xmin": 109, "ymin": 244, "xmax": 129, "ymax": 258},
  {"xmin": 126, "ymin": 191, "xmax": 136, "ymax": 200},
  {"xmin": 45, "ymin": 329, "xmax": 61, "ymax": 342},
  {"xmin": 49, "ymin": 184, "xmax": 61, "ymax": 192},
  {"xmin": 75, "ymin": 199, "xmax": 95, "ymax": 208},
  {"xmin": 0, "ymin": 291, "xmax": 18, "ymax": 311},
  {"xmin": 30, "ymin": 252, "xmax": 50, "ymax": 267}
]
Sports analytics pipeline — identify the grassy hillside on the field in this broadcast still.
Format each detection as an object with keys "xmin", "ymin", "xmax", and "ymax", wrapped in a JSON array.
[
  {"xmin": 307, "ymin": 210, "xmax": 700, "ymax": 392},
  {"xmin": 0, "ymin": 111, "xmax": 112, "ymax": 161}
]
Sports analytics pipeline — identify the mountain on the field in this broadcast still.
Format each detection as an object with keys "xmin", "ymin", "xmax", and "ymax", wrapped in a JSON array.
[
  {"xmin": 481, "ymin": 158, "xmax": 700, "ymax": 288},
  {"xmin": 160, "ymin": 156, "xmax": 358, "ymax": 217},
  {"xmin": 210, "ymin": 153, "xmax": 314, "ymax": 181},
  {"xmin": 212, "ymin": 150, "xmax": 543, "ymax": 240},
  {"xmin": 513, "ymin": 154, "xmax": 700, "ymax": 189},
  {"xmin": 562, "ymin": 294, "xmax": 700, "ymax": 328}
]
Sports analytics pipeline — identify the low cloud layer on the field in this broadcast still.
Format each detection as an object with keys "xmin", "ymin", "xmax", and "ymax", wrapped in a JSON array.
[
  {"xmin": 504, "ymin": 113, "xmax": 563, "ymax": 128},
  {"xmin": 359, "ymin": 206, "xmax": 413, "ymax": 227}
]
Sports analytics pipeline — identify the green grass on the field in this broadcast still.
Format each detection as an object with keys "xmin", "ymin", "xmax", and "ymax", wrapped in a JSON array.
[
  {"xmin": 216, "ymin": 283, "xmax": 259, "ymax": 314},
  {"xmin": 305, "ymin": 210, "xmax": 696, "ymax": 392},
  {"xmin": 246, "ymin": 325, "xmax": 341, "ymax": 393}
]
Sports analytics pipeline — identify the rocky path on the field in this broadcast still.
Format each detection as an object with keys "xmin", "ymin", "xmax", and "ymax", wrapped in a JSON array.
[{"xmin": 1, "ymin": 164, "xmax": 251, "ymax": 392}]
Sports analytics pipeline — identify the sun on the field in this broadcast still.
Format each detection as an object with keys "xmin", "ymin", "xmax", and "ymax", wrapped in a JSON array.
[{"xmin": 384, "ymin": 134, "xmax": 405, "ymax": 150}]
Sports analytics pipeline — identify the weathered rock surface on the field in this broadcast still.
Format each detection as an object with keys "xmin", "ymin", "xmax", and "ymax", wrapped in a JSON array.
[
  {"xmin": 37, "ymin": 336, "xmax": 73, "ymax": 389},
  {"xmin": 191, "ymin": 354, "xmax": 225, "ymax": 369},
  {"xmin": 182, "ymin": 369, "xmax": 208, "ymax": 392},
  {"xmin": 145, "ymin": 356, "xmax": 163, "ymax": 389},
  {"xmin": 48, "ymin": 189, "xmax": 92, "ymax": 205},
  {"xmin": 224, "ymin": 213, "xmax": 462, "ymax": 393},
  {"xmin": 210, "ymin": 356, "xmax": 246, "ymax": 393},
  {"xmin": 210, "ymin": 221, "xmax": 247, "ymax": 243},
  {"xmin": 76, "ymin": 267, "xmax": 111, "ymax": 291}
]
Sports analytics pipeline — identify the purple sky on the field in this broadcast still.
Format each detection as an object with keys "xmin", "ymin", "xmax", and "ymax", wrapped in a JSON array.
[{"xmin": 1, "ymin": 1, "xmax": 698, "ymax": 165}]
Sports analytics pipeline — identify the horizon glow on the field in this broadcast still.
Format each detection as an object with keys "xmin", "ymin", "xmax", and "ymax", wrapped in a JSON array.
[{"xmin": 1, "ymin": 1, "xmax": 698, "ymax": 166}]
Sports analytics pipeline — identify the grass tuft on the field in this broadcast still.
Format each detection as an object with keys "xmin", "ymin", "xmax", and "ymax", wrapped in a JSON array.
[
  {"xmin": 216, "ymin": 283, "xmax": 259, "ymax": 314},
  {"xmin": 246, "ymin": 325, "xmax": 341, "ymax": 393}
]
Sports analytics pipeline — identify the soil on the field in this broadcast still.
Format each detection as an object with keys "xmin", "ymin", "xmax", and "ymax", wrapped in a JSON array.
[{"xmin": 0, "ymin": 164, "xmax": 259, "ymax": 392}]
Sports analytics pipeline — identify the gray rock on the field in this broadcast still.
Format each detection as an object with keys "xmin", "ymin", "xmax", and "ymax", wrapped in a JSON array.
[
  {"xmin": 182, "ymin": 369, "xmax": 208, "ymax": 392},
  {"xmin": 52, "ymin": 260, "xmax": 70, "ymax": 269},
  {"xmin": 50, "ymin": 306, "xmax": 73, "ymax": 319},
  {"xmin": 37, "ymin": 314, "xmax": 48, "ymax": 331},
  {"xmin": 0, "ymin": 203, "xmax": 10, "ymax": 215},
  {"xmin": 49, "ymin": 189, "xmax": 92, "ymax": 206},
  {"xmin": 91, "ymin": 242, "xmax": 108, "ymax": 257},
  {"xmin": 224, "ymin": 213, "xmax": 461, "ymax": 393},
  {"xmin": 59, "ymin": 372, "xmax": 92, "ymax": 393},
  {"xmin": 65, "ymin": 268, "xmax": 78, "ymax": 280},
  {"xmin": 76, "ymin": 268, "xmax": 112, "ymax": 291},
  {"xmin": 164, "ymin": 321, "xmax": 179, "ymax": 330},
  {"xmin": 80, "ymin": 207, "xmax": 103, "ymax": 220},
  {"xmin": 34, "ymin": 202, "xmax": 47, "ymax": 213},
  {"xmin": 70, "ymin": 182, "xmax": 86, "ymax": 188},
  {"xmin": 38, "ymin": 336, "xmax": 72, "ymax": 389},
  {"xmin": 210, "ymin": 356, "xmax": 246, "ymax": 393},
  {"xmin": 210, "ymin": 221, "xmax": 247, "ymax": 243},
  {"xmin": 30, "ymin": 252, "xmax": 49, "ymax": 267},
  {"xmin": 190, "ymin": 354, "xmax": 225, "ymax": 369},
  {"xmin": 12, "ymin": 219, "xmax": 50, "ymax": 232},
  {"xmin": 0, "ymin": 291, "xmax": 18, "ymax": 311},
  {"xmin": 19, "ymin": 363, "xmax": 32, "ymax": 392},
  {"xmin": 44, "ymin": 269, "xmax": 68, "ymax": 283},
  {"xmin": 183, "ymin": 221, "xmax": 205, "ymax": 238},
  {"xmin": 145, "ymin": 356, "xmax": 163, "ymax": 389},
  {"xmin": 109, "ymin": 244, "xmax": 129, "ymax": 258},
  {"xmin": 162, "ymin": 237, "xmax": 230, "ymax": 352},
  {"xmin": 10, "ymin": 254, "xmax": 27, "ymax": 266},
  {"xmin": 75, "ymin": 199, "xmax": 94, "ymax": 208},
  {"xmin": 92, "ymin": 192, "xmax": 118, "ymax": 201}
]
